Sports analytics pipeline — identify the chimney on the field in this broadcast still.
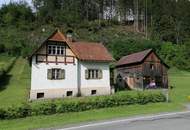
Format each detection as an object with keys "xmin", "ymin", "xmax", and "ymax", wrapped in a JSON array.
[{"xmin": 66, "ymin": 30, "xmax": 73, "ymax": 42}]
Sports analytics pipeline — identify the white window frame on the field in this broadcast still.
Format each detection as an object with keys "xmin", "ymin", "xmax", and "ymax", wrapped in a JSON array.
[
  {"xmin": 52, "ymin": 69, "xmax": 61, "ymax": 80},
  {"xmin": 48, "ymin": 45, "xmax": 65, "ymax": 55},
  {"xmin": 87, "ymin": 69, "xmax": 102, "ymax": 79}
]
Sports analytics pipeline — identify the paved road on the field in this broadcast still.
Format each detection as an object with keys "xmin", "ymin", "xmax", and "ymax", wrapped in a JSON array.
[{"xmin": 56, "ymin": 111, "xmax": 190, "ymax": 130}]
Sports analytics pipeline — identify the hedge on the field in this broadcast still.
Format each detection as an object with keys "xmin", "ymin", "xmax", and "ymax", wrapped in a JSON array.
[{"xmin": 0, "ymin": 91, "xmax": 166, "ymax": 120}]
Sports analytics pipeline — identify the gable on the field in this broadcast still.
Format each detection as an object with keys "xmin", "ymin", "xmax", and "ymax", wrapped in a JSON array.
[
  {"xmin": 30, "ymin": 29, "xmax": 114, "ymax": 63},
  {"xmin": 143, "ymin": 52, "xmax": 161, "ymax": 63},
  {"xmin": 116, "ymin": 49, "xmax": 169, "ymax": 68},
  {"xmin": 36, "ymin": 41, "xmax": 75, "ymax": 56}
]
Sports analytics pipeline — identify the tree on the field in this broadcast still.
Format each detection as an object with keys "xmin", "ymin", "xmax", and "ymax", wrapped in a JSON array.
[{"xmin": 0, "ymin": 1, "xmax": 34, "ymax": 26}]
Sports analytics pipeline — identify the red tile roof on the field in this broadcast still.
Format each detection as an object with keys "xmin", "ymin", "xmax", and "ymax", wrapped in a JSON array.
[
  {"xmin": 70, "ymin": 41, "xmax": 114, "ymax": 62},
  {"xmin": 116, "ymin": 49, "xmax": 152, "ymax": 66},
  {"xmin": 48, "ymin": 30, "xmax": 67, "ymax": 42},
  {"xmin": 30, "ymin": 29, "xmax": 114, "ymax": 62}
]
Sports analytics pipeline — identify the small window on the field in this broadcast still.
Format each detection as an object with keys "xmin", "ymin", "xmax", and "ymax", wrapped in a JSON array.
[
  {"xmin": 57, "ymin": 46, "xmax": 60, "ymax": 55},
  {"xmin": 37, "ymin": 93, "xmax": 44, "ymax": 99},
  {"xmin": 47, "ymin": 69, "xmax": 65, "ymax": 80},
  {"xmin": 52, "ymin": 46, "xmax": 56, "ymax": 54},
  {"xmin": 66, "ymin": 91, "xmax": 73, "ymax": 96},
  {"xmin": 91, "ymin": 90, "xmax": 97, "ymax": 95},
  {"xmin": 150, "ymin": 64, "xmax": 154, "ymax": 70}
]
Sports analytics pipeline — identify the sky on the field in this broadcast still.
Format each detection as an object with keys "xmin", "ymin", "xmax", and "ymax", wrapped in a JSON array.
[{"xmin": 0, "ymin": 0, "xmax": 33, "ymax": 7}]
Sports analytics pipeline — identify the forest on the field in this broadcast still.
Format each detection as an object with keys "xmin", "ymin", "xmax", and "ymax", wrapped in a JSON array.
[{"xmin": 0, "ymin": 0, "xmax": 190, "ymax": 70}]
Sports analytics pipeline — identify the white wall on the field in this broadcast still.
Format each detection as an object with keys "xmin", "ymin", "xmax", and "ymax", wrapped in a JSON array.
[
  {"xmin": 31, "ymin": 56, "xmax": 78, "ymax": 90},
  {"xmin": 79, "ymin": 61, "xmax": 111, "ymax": 88}
]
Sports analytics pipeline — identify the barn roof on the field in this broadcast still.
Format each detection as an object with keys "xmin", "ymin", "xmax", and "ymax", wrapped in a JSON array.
[
  {"xmin": 116, "ymin": 49, "xmax": 169, "ymax": 68},
  {"xmin": 30, "ymin": 29, "xmax": 114, "ymax": 62}
]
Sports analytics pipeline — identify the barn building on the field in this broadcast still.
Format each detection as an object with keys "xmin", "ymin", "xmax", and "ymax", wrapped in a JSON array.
[{"xmin": 115, "ymin": 49, "xmax": 169, "ymax": 90}]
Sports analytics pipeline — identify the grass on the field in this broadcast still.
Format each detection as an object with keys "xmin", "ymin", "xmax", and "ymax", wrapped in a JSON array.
[
  {"xmin": 0, "ymin": 57, "xmax": 30, "ymax": 108},
  {"xmin": 0, "ymin": 57, "xmax": 190, "ymax": 130},
  {"xmin": 169, "ymin": 68, "xmax": 190, "ymax": 104},
  {"xmin": 0, "ymin": 54, "xmax": 15, "ymax": 70}
]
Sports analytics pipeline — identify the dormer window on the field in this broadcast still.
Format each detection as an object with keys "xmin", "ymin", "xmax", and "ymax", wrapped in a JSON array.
[{"xmin": 48, "ymin": 45, "xmax": 65, "ymax": 55}]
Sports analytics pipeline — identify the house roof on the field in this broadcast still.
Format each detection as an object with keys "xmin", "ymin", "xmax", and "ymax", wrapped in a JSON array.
[
  {"xmin": 70, "ymin": 41, "xmax": 114, "ymax": 62},
  {"xmin": 48, "ymin": 29, "xmax": 67, "ymax": 42},
  {"xmin": 116, "ymin": 49, "xmax": 169, "ymax": 68},
  {"xmin": 30, "ymin": 29, "xmax": 114, "ymax": 62}
]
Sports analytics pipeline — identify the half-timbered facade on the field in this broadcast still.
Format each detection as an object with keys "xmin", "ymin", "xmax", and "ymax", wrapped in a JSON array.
[
  {"xmin": 30, "ymin": 29, "xmax": 114, "ymax": 100},
  {"xmin": 116, "ymin": 49, "xmax": 169, "ymax": 90}
]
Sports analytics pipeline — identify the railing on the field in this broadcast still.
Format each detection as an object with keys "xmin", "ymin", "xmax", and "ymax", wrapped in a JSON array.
[{"xmin": 36, "ymin": 54, "xmax": 75, "ymax": 64}]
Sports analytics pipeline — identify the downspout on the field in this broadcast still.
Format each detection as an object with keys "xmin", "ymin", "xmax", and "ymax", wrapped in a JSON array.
[{"xmin": 77, "ymin": 60, "xmax": 81, "ymax": 97}]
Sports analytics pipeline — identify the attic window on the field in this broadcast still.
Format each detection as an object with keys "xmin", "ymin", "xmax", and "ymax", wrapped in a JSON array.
[{"xmin": 48, "ymin": 45, "xmax": 65, "ymax": 55}]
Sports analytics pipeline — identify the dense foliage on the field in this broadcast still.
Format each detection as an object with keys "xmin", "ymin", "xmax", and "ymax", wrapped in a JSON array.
[
  {"xmin": 0, "ymin": 91, "xmax": 166, "ymax": 120},
  {"xmin": 0, "ymin": 0, "xmax": 190, "ymax": 70}
]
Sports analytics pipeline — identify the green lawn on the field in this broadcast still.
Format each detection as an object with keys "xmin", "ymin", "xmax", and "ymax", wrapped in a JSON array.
[
  {"xmin": 0, "ymin": 57, "xmax": 30, "ymax": 108},
  {"xmin": 0, "ymin": 58, "xmax": 190, "ymax": 130},
  {"xmin": 0, "ymin": 54, "xmax": 16, "ymax": 70}
]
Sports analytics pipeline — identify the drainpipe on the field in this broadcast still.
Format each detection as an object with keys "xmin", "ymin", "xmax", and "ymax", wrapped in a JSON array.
[{"xmin": 77, "ymin": 60, "xmax": 81, "ymax": 96}]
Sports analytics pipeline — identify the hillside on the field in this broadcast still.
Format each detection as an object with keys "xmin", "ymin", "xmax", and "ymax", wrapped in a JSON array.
[{"xmin": 0, "ymin": 57, "xmax": 30, "ymax": 108}]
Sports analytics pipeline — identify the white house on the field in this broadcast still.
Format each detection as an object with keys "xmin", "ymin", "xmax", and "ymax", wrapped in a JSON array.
[{"xmin": 29, "ymin": 29, "xmax": 114, "ymax": 100}]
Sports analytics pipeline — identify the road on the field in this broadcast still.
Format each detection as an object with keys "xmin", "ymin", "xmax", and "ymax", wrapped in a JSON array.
[{"xmin": 56, "ymin": 111, "xmax": 190, "ymax": 130}]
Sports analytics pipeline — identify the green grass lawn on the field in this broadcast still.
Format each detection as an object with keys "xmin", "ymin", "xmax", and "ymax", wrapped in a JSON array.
[
  {"xmin": 0, "ymin": 54, "xmax": 16, "ymax": 70},
  {"xmin": 0, "ymin": 57, "xmax": 190, "ymax": 130},
  {"xmin": 0, "ymin": 57, "xmax": 30, "ymax": 108}
]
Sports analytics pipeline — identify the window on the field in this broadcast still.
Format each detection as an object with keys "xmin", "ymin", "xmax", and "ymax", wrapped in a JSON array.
[
  {"xmin": 37, "ymin": 93, "xmax": 44, "ymax": 99},
  {"xmin": 150, "ymin": 64, "xmax": 154, "ymax": 70},
  {"xmin": 85, "ymin": 69, "xmax": 102, "ymax": 79},
  {"xmin": 47, "ymin": 69, "xmax": 65, "ymax": 80},
  {"xmin": 48, "ymin": 45, "xmax": 65, "ymax": 55},
  {"xmin": 91, "ymin": 90, "xmax": 97, "ymax": 95},
  {"xmin": 66, "ymin": 91, "xmax": 73, "ymax": 96}
]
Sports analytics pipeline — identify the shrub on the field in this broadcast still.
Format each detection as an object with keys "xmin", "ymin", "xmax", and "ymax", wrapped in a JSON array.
[
  {"xmin": 17, "ymin": 103, "xmax": 32, "ymax": 118},
  {"xmin": 0, "ymin": 108, "xmax": 7, "ymax": 119},
  {"xmin": 0, "ymin": 91, "xmax": 166, "ymax": 120}
]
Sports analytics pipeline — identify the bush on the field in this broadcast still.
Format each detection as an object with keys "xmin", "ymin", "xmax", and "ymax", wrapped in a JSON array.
[
  {"xmin": 0, "ymin": 91, "xmax": 166, "ymax": 120},
  {"xmin": 0, "ymin": 44, "xmax": 5, "ymax": 53}
]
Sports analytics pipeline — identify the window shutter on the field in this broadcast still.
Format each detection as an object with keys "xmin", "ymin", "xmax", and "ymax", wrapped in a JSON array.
[
  {"xmin": 47, "ymin": 69, "xmax": 52, "ymax": 79},
  {"xmin": 60, "ymin": 69, "xmax": 65, "ymax": 79},
  {"xmin": 98, "ymin": 70, "xmax": 103, "ymax": 79},
  {"xmin": 85, "ymin": 69, "xmax": 89, "ymax": 79}
]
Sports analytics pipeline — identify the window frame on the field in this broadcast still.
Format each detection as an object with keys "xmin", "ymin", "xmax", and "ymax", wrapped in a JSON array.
[
  {"xmin": 48, "ymin": 45, "xmax": 65, "ymax": 55},
  {"xmin": 85, "ymin": 69, "xmax": 102, "ymax": 79},
  {"xmin": 48, "ymin": 68, "xmax": 65, "ymax": 80}
]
